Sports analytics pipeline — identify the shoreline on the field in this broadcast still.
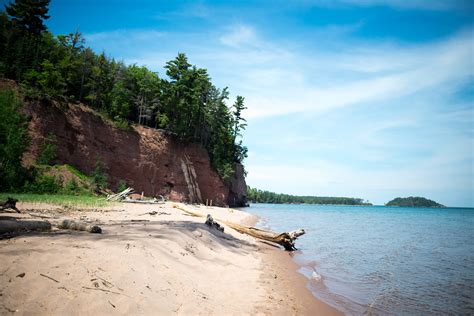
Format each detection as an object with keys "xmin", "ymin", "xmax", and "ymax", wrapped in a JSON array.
[
  {"xmin": 247, "ymin": 211, "xmax": 341, "ymax": 315},
  {"xmin": 0, "ymin": 201, "xmax": 339, "ymax": 315}
]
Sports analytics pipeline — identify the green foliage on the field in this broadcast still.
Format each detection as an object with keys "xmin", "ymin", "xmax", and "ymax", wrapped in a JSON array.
[
  {"xmin": 91, "ymin": 158, "xmax": 108, "ymax": 192},
  {"xmin": 117, "ymin": 180, "xmax": 127, "ymax": 192},
  {"xmin": 64, "ymin": 178, "xmax": 79, "ymax": 193},
  {"xmin": 111, "ymin": 117, "xmax": 130, "ymax": 130},
  {"xmin": 247, "ymin": 186, "xmax": 371, "ymax": 205},
  {"xmin": 61, "ymin": 178, "xmax": 91, "ymax": 196},
  {"xmin": 0, "ymin": 0, "xmax": 248, "ymax": 182},
  {"xmin": 217, "ymin": 163, "xmax": 234, "ymax": 182},
  {"xmin": 0, "ymin": 12, "xmax": 10, "ymax": 75},
  {"xmin": 3, "ymin": 0, "xmax": 51, "ymax": 80},
  {"xmin": 23, "ymin": 174, "xmax": 61, "ymax": 194},
  {"xmin": 0, "ymin": 89, "xmax": 29, "ymax": 191},
  {"xmin": 156, "ymin": 113, "xmax": 169, "ymax": 129},
  {"xmin": 36, "ymin": 132, "xmax": 57, "ymax": 165},
  {"xmin": 23, "ymin": 59, "xmax": 66, "ymax": 97},
  {"xmin": 386, "ymin": 197, "xmax": 444, "ymax": 207},
  {"xmin": 25, "ymin": 164, "xmax": 95, "ymax": 195},
  {"xmin": 64, "ymin": 164, "xmax": 88, "ymax": 181},
  {"xmin": 0, "ymin": 192, "xmax": 109, "ymax": 207},
  {"xmin": 5, "ymin": 0, "xmax": 50, "ymax": 35}
]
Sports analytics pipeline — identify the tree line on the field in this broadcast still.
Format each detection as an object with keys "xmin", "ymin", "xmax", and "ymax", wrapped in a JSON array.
[
  {"xmin": 247, "ymin": 186, "xmax": 371, "ymax": 205},
  {"xmin": 386, "ymin": 197, "xmax": 444, "ymax": 208},
  {"xmin": 0, "ymin": 0, "xmax": 247, "ymax": 191}
]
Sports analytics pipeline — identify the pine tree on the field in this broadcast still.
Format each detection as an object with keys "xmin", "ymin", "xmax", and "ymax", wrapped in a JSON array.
[
  {"xmin": 4, "ymin": 0, "xmax": 51, "ymax": 80},
  {"xmin": 5, "ymin": 0, "xmax": 50, "ymax": 35},
  {"xmin": 232, "ymin": 96, "xmax": 247, "ymax": 162}
]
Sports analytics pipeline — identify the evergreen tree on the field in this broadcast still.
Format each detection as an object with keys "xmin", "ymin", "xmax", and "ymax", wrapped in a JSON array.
[
  {"xmin": 232, "ymin": 96, "xmax": 248, "ymax": 162},
  {"xmin": 0, "ymin": 89, "xmax": 29, "ymax": 191},
  {"xmin": 4, "ymin": 0, "xmax": 51, "ymax": 80},
  {"xmin": 5, "ymin": 0, "xmax": 50, "ymax": 35}
]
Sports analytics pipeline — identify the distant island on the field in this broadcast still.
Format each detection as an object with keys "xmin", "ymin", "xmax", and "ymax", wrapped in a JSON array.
[
  {"xmin": 386, "ymin": 197, "xmax": 445, "ymax": 208},
  {"xmin": 247, "ymin": 186, "xmax": 372, "ymax": 205}
]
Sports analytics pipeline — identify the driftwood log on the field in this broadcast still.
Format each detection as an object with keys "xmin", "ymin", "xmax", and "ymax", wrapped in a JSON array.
[
  {"xmin": 173, "ymin": 204, "xmax": 305, "ymax": 251},
  {"xmin": 107, "ymin": 187, "xmax": 134, "ymax": 201},
  {"xmin": 205, "ymin": 214, "xmax": 224, "ymax": 232},
  {"xmin": 0, "ymin": 220, "xmax": 51, "ymax": 234},
  {"xmin": 122, "ymin": 196, "xmax": 165, "ymax": 204},
  {"xmin": 57, "ymin": 219, "xmax": 102, "ymax": 233},
  {"xmin": 0, "ymin": 198, "xmax": 20, "ymax": 213},
  {"xmin": 222, "ymin": 223, "xmax": 304, "ymax": 251}
]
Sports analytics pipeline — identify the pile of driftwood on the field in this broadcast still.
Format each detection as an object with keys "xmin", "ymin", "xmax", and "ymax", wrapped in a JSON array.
[
  {"xmin": 173, "ymin": 204, "xmax": 305, "ymax": 251},
  {"xmin": 106, "ymin": 187, "xmax": 134, "ymax": 201},
  {"xmin": 107, "ymin": 188, "xmax": 165, "ymax": 204}
]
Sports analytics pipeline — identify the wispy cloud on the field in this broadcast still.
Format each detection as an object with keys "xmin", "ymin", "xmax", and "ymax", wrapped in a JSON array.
[
  {"xmin": 209, "ymin": 27, "xmax": 473, "ymax": 119},
  {"xmin": 85, "ymin": 23, "xmax": 468, "ymax": 121},
  {"xmin": 219, "ymin": 24, "xmax": 259, "ymax": 48},
  {"xmin": 84, "ymin": 29, "xmax": 166, "ymax": 56},
  {"xmin": 78, "ymin": 20, "xmax": 473, "ymax": 206}
]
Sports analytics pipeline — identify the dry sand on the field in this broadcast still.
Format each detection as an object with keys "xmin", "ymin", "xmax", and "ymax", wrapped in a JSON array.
[{"xmin": 0, "ymin": 202, "xmax": 340, "ymax": 315}]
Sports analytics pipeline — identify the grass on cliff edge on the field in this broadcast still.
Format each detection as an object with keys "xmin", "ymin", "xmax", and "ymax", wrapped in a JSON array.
[{"xmin": 0, "ymin": 193, "xmax": 110, "ymax": 207}]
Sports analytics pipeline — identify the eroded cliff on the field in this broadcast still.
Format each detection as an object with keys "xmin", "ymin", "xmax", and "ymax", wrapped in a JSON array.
[{"xmin": 23, "ymin": 100, "xmax": 247, "ymax": 207}]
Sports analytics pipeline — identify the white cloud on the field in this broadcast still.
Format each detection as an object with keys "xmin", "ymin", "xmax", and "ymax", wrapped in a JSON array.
[
  {"xmin": 79, "ymin": 23, "xmax": 473, "ymax": 205},
  {"xmin": 225, "ymin": 29, "xmax": 473, "ymax": 119},
  {"xmin": 219, "ymin": 25, "xmax": 258, "ymax": 48},
  {"xmin": 109, "ymin": 26, "xmax": 473, "ymax": 123}
]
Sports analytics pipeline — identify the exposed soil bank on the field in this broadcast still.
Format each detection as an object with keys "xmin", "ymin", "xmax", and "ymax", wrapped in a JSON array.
[{"xmin": 22, "ymin": 100, "xmax": 247, "ymax": 207}]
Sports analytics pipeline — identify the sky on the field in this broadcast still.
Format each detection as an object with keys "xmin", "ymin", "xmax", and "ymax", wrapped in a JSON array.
[{"xmin": 6, "ymin": 0, "xmax": 473, "ymax": 206}]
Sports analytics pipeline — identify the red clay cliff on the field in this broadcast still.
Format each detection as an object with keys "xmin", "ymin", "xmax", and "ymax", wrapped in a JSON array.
[{"xmin": 22, "ymin": 99, "xmax": 248, "ymax": 207}]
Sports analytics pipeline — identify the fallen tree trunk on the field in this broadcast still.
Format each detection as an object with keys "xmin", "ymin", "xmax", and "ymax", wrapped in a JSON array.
[
  {"xmin": 173, "ymin": 204, "xmax": 305, "ymax": 251},
  {"xmin": 0, "ymin": 220, "xmax": 51, "ymax": 234},
  {"xmin": 222, "ymin": 223, "xmax": 304, "ymax": 251},
  {"xmin": 122, "ymin": 196, "xmax": 164, "ymax": 204},
  {"xmin": 57, "ymin": 219, "xmax": 102, "ymax": 233}
]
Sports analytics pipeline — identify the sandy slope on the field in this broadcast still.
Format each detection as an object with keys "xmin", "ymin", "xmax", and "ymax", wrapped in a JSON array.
[{"xmin": 0, "ymin": 202, "xmax": 339, "ymax": 315}]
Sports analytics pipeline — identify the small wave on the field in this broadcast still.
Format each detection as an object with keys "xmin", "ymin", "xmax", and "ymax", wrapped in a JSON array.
[
  {"xmin": 255, "ymin": 217, "xmax": 272, "ymax": 230},
  {"xmin": 311, "ymin": 270, "xmax": 322, "ymax": 282}
]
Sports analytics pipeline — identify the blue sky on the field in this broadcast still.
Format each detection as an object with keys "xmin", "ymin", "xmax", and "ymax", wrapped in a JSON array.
[{"xmin": 5, "ymin": 0, "xmax": 473, "ymax": 206}]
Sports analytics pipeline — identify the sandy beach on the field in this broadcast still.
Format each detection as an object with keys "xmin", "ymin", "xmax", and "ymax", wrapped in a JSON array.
[{"xmin": 0, "ymin": 202, "xmax": 339, "ymax": 315}]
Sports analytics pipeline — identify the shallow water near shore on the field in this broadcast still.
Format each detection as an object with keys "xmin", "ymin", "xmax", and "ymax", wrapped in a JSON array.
[{"xmin": 249, "ymin": 203, "xmax": 474, "ymax": 315}]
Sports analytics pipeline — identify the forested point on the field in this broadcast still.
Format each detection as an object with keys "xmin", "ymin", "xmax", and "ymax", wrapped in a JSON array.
[
  {"xmin": 247, "ymin": 186, "xmax": 372, "ymax": 205},
  {"xmin": 386, "ymin": 197, "xmax": 445, "ymax": 208},
  {"xmin": 0, "ymin": 0, "xmax": 247, "ymax": 192}
]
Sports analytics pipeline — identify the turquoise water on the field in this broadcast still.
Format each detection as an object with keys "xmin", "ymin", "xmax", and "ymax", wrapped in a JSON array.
[{"xmin": 249, "ymin": 204, "xmax": 474, "ymax": 315}]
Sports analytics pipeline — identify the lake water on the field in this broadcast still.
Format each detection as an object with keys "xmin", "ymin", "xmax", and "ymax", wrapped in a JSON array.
[{"xmin": 249, "ymin": 203, "xmax": 474, "ymax": 315}]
